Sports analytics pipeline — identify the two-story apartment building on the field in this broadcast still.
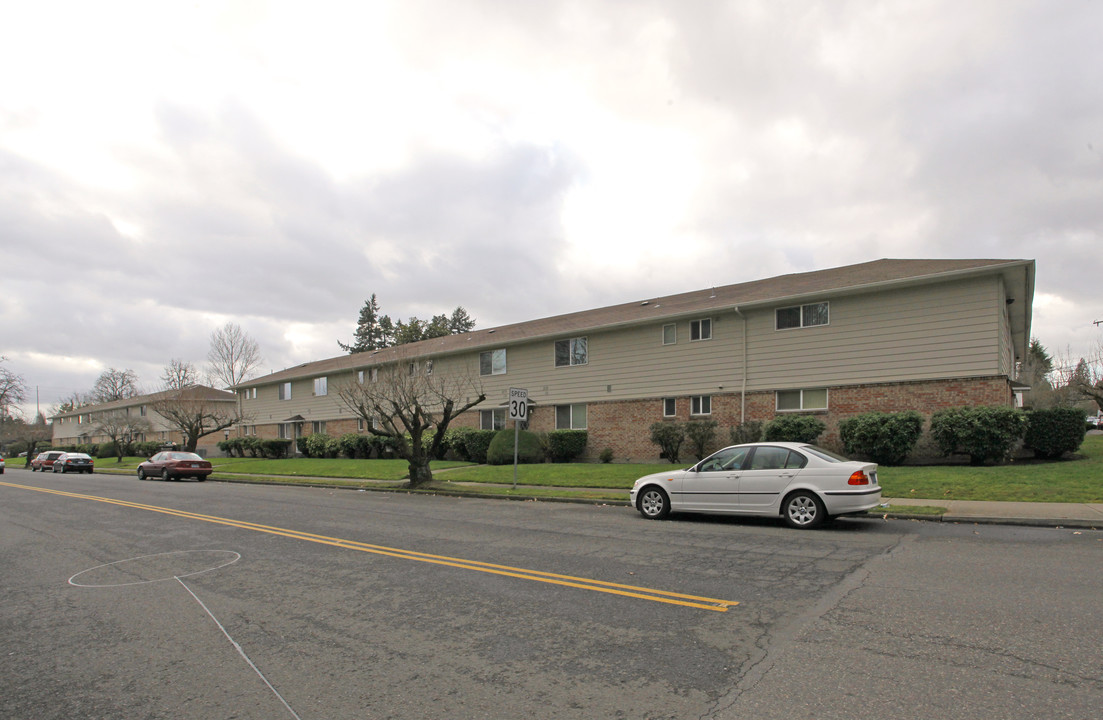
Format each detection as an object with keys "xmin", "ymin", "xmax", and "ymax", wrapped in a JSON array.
[
  {"xmin": 234, "ymin": 258, "xmax": 1034, "ymax": 460},
  {"xmin": 51, "ymin": 386, "xmax": 238, "ymax": 457}
]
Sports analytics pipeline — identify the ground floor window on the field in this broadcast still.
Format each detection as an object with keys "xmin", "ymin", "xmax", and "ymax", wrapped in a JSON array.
[
  {"xmin": 481, "ymin": 408, "xmax": 505, "ymax": 430},
  {"xmin": 776, "ymin": 388, "xmax": 828, "ymax": 411},
  {"xmin": 690, "ymin": 395, "xmax": 711, "ymax": 415},
  {"xmin": 663, "ymin": 398, "xmax": 677, "ymax": 417},
  {"xmin": 556, "ymin": 403, "xmax": 587, "ymax": 429},
  {"xmin": 312, "ymin": 421, "xmax": 327, "ymax": 435}
]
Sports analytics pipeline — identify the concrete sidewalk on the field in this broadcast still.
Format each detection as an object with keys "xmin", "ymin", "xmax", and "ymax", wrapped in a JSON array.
[{"xmin": 882, "ymin": 497, "xmax": 1103, "ymax": 528}]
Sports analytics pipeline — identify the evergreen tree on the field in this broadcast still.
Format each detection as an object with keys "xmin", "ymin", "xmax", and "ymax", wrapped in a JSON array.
[{"xmin": 339, "ymin": 294, "xmax": 388, "ymax": 354}]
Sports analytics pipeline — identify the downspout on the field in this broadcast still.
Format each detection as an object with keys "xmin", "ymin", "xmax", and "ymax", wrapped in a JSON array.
[{"xmin": 734, "ymin": 306, "xmax": 747, "ymax": 424}]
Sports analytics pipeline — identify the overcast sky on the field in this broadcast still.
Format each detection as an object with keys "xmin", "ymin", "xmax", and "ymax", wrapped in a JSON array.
[{"xmin": 2, "ymin": 0, "xmax": 1101, "ymax": 417}]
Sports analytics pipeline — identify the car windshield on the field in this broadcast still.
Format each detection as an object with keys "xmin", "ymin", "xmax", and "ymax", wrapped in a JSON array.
[{"xmin": 800, "ymin": 445, "xmax": 852, "ymax": 463}]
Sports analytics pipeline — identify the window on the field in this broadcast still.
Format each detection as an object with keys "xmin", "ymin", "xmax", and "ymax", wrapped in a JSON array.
[
  {"xmin": 776, "ymin": 302, "xmax": 829, "ymax": 330},
  {"xmin": 554, "ymin": 337, "xmax": 588, "ymax": 367},
  {"xmin": 480, "ymin": 349, "xmax": 507, "ymax": 376},
  {"xmin": 662, "ymin": 324, "xmax": 676, "ymax": 345},
  {"xmin": 749, "ymin": 447, "xmax": 806, "ymax": 470},
  {"xmin": 776, "ymin": 388, "xmax": 829, "ymax": 411},
  {"xmin": 140, "ymin": 405, "xmax": 147, "ymax": 416},
  {"xmin": 663, "ymin": 398, "xmax": 677, "ymax": 417},
  {"xmin": 358, "ymin": 370, "xmax": 364, "ymax": 384},
  {"xmin": 278, "ymin": 424, "xmax": 289, "ymax": 439},
  {"xmin": 426, "ymin": 359, "xmax": 433, "ymax": 375},
  {"xmin": 312, "ymin": 421, "xmax": 326, "ymax": 434},
  {"xmin": 408, "ymin": 362, "xmax": 417, "ymax": 376},
  {"xmin": 690, "ymin": 395, "xmax": 711, "ymax": 415},
  {"xmin": 314, "ymin": 377, "xmax": 327, "ymax": 396},
  {"xmin": 690, "ymin": 318, "xmax": 712, "ymax": 341},
  {"xmin": 279, "ymin": 382, "xmax": 292, "ymax": 400},
  {"xmin": 357, "ymin": 418, "xmax": 364, "ymax": 432},
  {"xmin": 481, "ymin": 408, "xmax": 505, "ymax": 430},
  {"xmin": 370, "ymin": 367, "xmax": 378, "ymax": 382},
  {"xmin": 555, "ymin": 403, "xmax": 587, "ymax": 429}
]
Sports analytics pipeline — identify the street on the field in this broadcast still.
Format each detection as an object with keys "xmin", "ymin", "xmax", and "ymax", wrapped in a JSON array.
[{"xmin": 2, "ymin": 468, "xmax": 1101, "ymax": 719}]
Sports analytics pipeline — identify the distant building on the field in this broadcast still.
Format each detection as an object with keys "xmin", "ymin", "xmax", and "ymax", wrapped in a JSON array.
[
  {"xmin": 50, "ymin": 386, "xmax": 238, "ymax": 457},
  {"xmin": 233, "ymin": 258, "xmax": 1034, "ymax": 460}
]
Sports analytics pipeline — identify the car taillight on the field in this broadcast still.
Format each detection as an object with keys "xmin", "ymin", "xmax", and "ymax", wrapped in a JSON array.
[{"xmin": 848, "ymin": 471, "xmax": 870, "ymax": 486}]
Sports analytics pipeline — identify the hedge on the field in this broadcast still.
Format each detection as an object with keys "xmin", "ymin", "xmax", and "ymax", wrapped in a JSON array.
[
  {"xmin": 1024, "ymin": 407, "xmax": 1087, "ymax": 459},
  {"xmin": 838, "ymin": 410, "xmax": 924, "ymax": 465},
  {"xmin": 762, "ymin": 415, "xmax": 826, "ymax": 444},
  {"xmin": 545, "ymin": 430, "xmax": 588, "ymax": 463},
  {"xmin": 487, "ymin": 429, "xmax": 545, "ymax": 465},
  {"xmin": 930, "ymin": 405, "xmax": 1027, "ymax": 465}
]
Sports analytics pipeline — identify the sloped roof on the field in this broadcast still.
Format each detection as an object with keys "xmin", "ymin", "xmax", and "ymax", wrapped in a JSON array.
[
  {"xmin": 51, "ymin": 385, "xmax": 237, "ymax": 420},
  {"xmin": 241, "ymin": 258, "xmax": 1034, "ymax": 387}
]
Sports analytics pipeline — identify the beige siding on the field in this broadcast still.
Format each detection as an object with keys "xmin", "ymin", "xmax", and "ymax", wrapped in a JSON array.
[{"xmin": 744, "ymin": 276, "xmax": 1004, "ymax": 391}]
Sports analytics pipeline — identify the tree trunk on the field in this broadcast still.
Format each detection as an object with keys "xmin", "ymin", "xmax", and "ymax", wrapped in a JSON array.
[{"xmin": 406, "ymin": 456, "xmax": 434, "ymax": 487}]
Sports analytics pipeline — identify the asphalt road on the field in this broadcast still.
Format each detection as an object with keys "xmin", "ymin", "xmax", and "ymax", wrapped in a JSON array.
[{"xmin": 1, "ymin": 467, "xmax": 1100, "ymax": 719}]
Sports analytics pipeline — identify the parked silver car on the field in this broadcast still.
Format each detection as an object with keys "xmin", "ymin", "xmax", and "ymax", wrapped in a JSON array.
[{"xmin": 630, "ymin": 442, "xmax": 881, "ymax": 529}]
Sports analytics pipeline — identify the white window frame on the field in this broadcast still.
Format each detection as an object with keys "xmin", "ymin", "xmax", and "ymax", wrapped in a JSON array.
[
  {"xmin": 314, "ymin": 377, "xmax": 328, "ymax": 396},
  {"xmin": 279, "ymin": 382, "xmax": 292, "ymax": 400},
  {"xmin": 555, "ymin": 403, "xmax": 587, "ymax": 429},
  {"xmin": 663, "ymin": 398, "xmax": 677, "ymax": 417},
  {"xmin": 776, "ymin": 302, "xmax": 830, "ymax": 330},
  {"xmin": 554, "ymin": 337, "xmax": 588, "ymax": 367},
  {"xmin": 312, "ymin": 420, "xmax": 326, "ymax": 434},
  {"xmin": 480, "ymin": 408, "xmax": 506, "ymax": 430},
  {"xmin": 426, "ymin": 359, "xmax": 434, "ymax": 375},
  {"xmin": 776, "ymin": 388, "xmax": 829, "ymax": 411},
  {"xmin": 480, "ymin": 349, "xmax": 507, "ymax": 376},
  {"xmin": 662, "ymin": 323, "xmax": 676, "ymax": 345},
  {"xmin": 358, "ymin": 370, "xmax": 365, "ymax": 384},
  {"xmin": 690, "ymin": 395, "xmax": 712, "ymax": 415},
  {"xmin": 690, "ymin": 318, "xmax": 712, "ymax": 341}
]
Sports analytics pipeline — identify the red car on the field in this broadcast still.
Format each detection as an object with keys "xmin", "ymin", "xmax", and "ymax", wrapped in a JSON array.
[
  {"xmin": 137, "ymin": 451, "xmax": 213, "ymax": 482},
  {"xmin": 52, "ymin": 452, "xmax": 95, "ymax": 474},
  {"xmin": 31, "ymin": 451, "xmax": 65, "ymax": 472}
]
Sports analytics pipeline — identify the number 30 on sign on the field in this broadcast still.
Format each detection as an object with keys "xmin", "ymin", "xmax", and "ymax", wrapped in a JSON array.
[{"xmin": 509, "ymin": 388, "xmax": 528, "ymax": 421}]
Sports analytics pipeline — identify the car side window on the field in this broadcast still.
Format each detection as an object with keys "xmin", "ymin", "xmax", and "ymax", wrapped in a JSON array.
[
  {"xmin": 749, "ymin": 447, "xmax": 791, "ymax": 470},
  {"xmin": 698, "ymin": 447, "xmax": 749, "ymax": 472}
]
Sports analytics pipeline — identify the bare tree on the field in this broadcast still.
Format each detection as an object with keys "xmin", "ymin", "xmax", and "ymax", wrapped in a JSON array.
[
  {"xmin": 92, "ymin": 368, "xmax": 141, "ymax": 403},
  {"xmin": 162, "ymin": 359, "xmax": 199, "ymax": 390},
  {"xmin": 0, "ymin": 414, "xmax": 52, "ymax": 467},
  {"xmin": 150, "ymin": 386, "xmax": 239, "ymax": 453},
  {"xmin": 0, "ymin": 356, "xmax": 27, "ymax": 419},
  {"xmin": 1049, "ymin": 343, "xmax": 1103, "ymax": 411},
  {"xmin": 337, "ymin": 363, "xmax": 486, "ymax": 487},
  {"xmin": 92, "ymin": 410, "xmax": 153, "ymax": 463},
  {"xmin": 207, "ymin": 322, "xmax": 262, "ymax": 389}
]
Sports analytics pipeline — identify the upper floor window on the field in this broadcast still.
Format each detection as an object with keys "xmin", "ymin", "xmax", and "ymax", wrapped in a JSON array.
[
  {"xmin": 279, "ymin": 382, "xmax": 292, "ymax": 400},
  {"xmin": 358, "ymin": 370, "xmax": 365, "ymax": 384},
  {"xmin": 776, "ymin": 302, "xmax": 829, "ymax": 330},
  {"xmin": 776, "ymin": 388, "xmax": 828, "ymax": 411},
  {"xmin": 662, "ymin": 324, "xmax": 676, "ymax": 345},
  {"xmin": 554, "ymin": 337, "xmax": 588, "ymax": 367},
  {"xmin": 480, "ymin": 349, "xmax": 507, "ymax": 376},
  {"xmin": 690, "ymin": 318, "xmax": 712, "ymax": 341},
  {"xmin": 426, "ymin": 360, "xmax": 434, "ymax": 375},
  {"xmin": 314, "ymin": 377, "xmax": 328, "ymax": 396}
]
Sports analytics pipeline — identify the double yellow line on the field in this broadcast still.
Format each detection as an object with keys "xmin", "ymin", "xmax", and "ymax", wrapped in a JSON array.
[{"xmin": 1, "ymin": 481, "xmax": 738, "ymax": 612}]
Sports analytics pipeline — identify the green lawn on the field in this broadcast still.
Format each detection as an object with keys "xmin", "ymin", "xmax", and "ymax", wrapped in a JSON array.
[{"xmin": 92, "ymin": 434, "xmax": 1103, "ymax": 504}]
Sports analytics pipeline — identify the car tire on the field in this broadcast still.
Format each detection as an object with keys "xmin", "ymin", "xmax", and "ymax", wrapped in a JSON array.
[
  {"xmin": 161, "ymin": 469, "xmax": 171, "ymax": 482},
  {"xmin": 137, "ymin": 468, "xmax": 146, "ymax": 480},
  {"xmin": 637, "ymin": 487, "xmax": 671, "ymax": 520},
  {"xmin": 783, "ymin": 490, "xmax": 826, "ymax": 529},
  {"xmin": 196, "ymin": 476, "xmax": 206, "ymax": 482}
]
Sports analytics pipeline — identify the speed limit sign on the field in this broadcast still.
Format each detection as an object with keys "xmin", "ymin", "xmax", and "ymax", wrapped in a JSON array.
[{"xmin": 509, "ymin": 387, "xmax": 529, "ymax": 421}]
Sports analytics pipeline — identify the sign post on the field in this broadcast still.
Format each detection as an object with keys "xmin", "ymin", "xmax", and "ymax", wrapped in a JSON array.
[{"xmin": 508, "ymin": 388, "xmax": 528, "ymax": 489}]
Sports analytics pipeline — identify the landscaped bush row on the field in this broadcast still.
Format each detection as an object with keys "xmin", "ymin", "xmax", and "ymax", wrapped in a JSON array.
[
  {"xmin": 216, "ymin": 437, "xmax": 294, "ymax": 459},
  {"xmin": 651, "ymin": 406, "xmax": 1088, "ymax": 466},
  {"xmin": 51, "ymin": 440, "xmax": 165, "ymax": 459}
]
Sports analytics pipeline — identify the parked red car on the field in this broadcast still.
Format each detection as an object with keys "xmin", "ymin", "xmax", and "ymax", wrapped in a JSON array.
[
  {"xmin": 52, "ymin": 452, "xmax": 95, "ymax": 474},
  {"xmin": 137, "ymin": 451, "xmax": 213, "ymax": 482},
  {"xmin": 31, "ymin": 451, "xmax": 65, "ymax": 472}
]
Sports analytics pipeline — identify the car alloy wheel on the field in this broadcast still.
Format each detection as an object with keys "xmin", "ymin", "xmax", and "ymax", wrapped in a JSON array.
[
  {"xmin": 162, "ymin": 469, "xmax": 171, "ymax": 482},
  {"xmin": 638, "ymin": 487, "xmax": 671, "ymax": 520},
  {"xmin": 783, "ymin": 491, "xmax": 826, "ymax": 529}
]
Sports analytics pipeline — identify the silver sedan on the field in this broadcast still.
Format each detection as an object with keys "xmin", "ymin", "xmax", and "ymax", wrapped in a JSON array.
[{"xmin": 630, "ymin": 442, "xmax": 880, "ymax": 529}]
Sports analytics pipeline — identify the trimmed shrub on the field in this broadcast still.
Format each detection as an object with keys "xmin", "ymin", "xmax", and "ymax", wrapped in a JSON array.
[
  {"xmin": 1024, "ymin": 407, "xmax": 1087, "ymax": 459},
  {"xmin": 838, "ymin": 410, "xmax": 924, "ymax": 465},
  {"xmin": 134, "ymin": 441, "xmax": 161, "ymax": 458},
  {"xmin": 763, "ymin": 415, "xmax": 826, "ymax": 444},
  {"xmin": 463, "ymin": 430, "xmax": 497, "ymax": 464},
  {"xmin": 930, "ymin": 405, "xmax": 1027, "ymax": 465},
  {"xmin": 486, "ymin": 429, "xmax": 545, "ymax": 465},
  {"xmin": 685, "ymin": 419, "xmax": 719, "ymax": 460},
  {"xmin": 599, "ymin": 448, "xmax": 614, "ymax": 463},
  {"xmin": 96, "ymin": 442, "xmax": 118, "ymax": 459},
  {"xmin": 729, "ymin": 420, "xmax": 764, "ymax": 445},
  {"xmin": 546, "ymin": 430, "xmax": 588, "ymax": 463},
  {"xmin": 650, "ymin": 422, "xmax": 686, "ymax": 464},
  {"xmin": 444, "ymin": 427, "xmax": 478, "ymax": 461},
  {"xmin": 302, "ymin": 433, "xmax": 340, "ymax": 458},
  {"xmin": 338, "ymin": 433, "xmax": 375, "ymax": 459},
  {"xmin": 260, "ymin": 439, "xmax": 292, "ymax": 459}
]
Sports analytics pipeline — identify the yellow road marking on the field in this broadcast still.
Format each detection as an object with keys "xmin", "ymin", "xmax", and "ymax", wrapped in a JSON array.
[{"xmin": 1, "ymin": 481, "xmax": 739, "ymax": 612}]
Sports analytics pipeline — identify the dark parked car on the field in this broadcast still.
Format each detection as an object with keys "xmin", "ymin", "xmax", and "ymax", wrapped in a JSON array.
[
  {"xmin": 52, "ymin": 452, "xmax": 95, "ymax": 474},
  {"xmin": 137, "ymin": 451, "xmax": 213, "ymax": 482},
  {"xmin": 31, "ymin": 451, "xmax": 65, "ymax": 472}
]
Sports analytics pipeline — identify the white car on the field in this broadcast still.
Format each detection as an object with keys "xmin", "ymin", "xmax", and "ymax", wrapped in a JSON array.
[{"xmin": 630, "ymin": 442, "xmax": 881, "ymax": 529}]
